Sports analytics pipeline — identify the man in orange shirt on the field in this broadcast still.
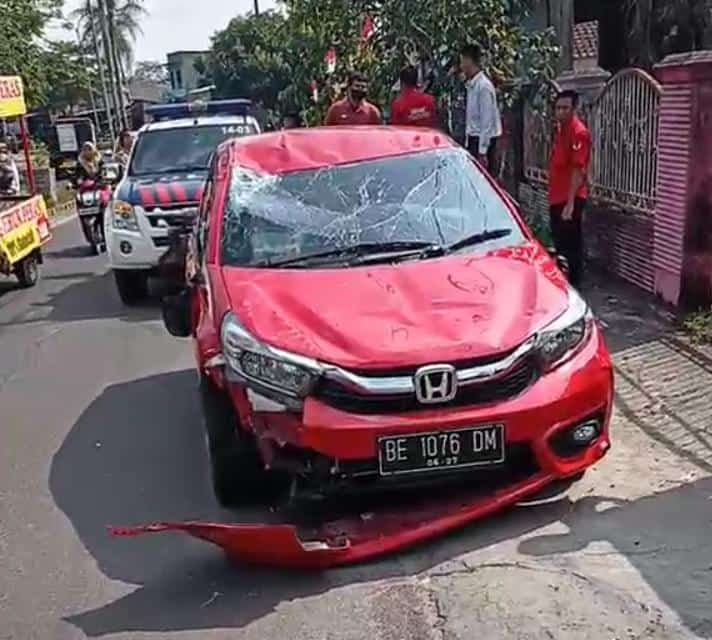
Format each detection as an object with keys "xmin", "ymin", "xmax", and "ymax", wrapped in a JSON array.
[
  {"xmin": 325, "ymin": 72, "xmax": 383, "ymax": 126},
  {"xmin": 390, "ymin": 66, "xmax": 439, "ymax": 128},
  {"xmin": 548, "ymin": 89, "xmax": 592, "ymax": 287}
]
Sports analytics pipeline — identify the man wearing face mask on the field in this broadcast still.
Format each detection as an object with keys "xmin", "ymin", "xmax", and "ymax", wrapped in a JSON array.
[{"xmin": 325, "ymin": 71, "xmax": 382, "ymax": 126}]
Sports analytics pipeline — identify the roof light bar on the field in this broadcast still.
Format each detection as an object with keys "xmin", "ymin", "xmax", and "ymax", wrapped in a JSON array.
[{"xmin": 145, "ymin": 99, "xmax": 252, "ymax": 121}]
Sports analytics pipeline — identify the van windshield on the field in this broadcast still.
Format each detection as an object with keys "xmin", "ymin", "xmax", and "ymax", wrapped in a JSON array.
[{"xmin": 130, "ymin": 123, "xmax": 257, "ymax": 176}]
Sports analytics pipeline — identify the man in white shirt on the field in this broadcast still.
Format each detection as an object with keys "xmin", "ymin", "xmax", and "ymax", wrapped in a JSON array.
[{"xmin": 460, "ymin": 44, "xmax": 502, "ymax": 171}]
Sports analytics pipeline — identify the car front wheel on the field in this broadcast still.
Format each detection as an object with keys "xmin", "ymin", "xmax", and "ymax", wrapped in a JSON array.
[
  {"xmin": 200, "ymin": 376, "xmax": 270, "ymax": 507},
  {"xmin": 113, "ymin": 269, "xmax": 148, "ymax": 306}
]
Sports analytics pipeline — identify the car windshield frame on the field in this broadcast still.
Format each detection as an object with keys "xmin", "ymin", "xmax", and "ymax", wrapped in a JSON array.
[
  {"xmin": 219, "ymin": 147, "xmax": 527, "ymax": 269},
  {"xmin": 129, "ymin": 122, "xmax": 258, "ymax": 177}
]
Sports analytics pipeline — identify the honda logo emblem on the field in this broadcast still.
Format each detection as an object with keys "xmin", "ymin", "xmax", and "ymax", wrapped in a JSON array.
[{"xmin": 414, "ymin": 364, "xmax": 458, "ymax": 404}]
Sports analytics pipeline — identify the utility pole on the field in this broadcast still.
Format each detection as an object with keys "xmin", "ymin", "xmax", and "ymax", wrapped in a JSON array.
[
  {"xmin": 75, "ymin": 24, "xmax": 101, "ymax": 136},
  {"xmin": 87, "ymin": 0, "xmax": 115, "ymax": 140},
  {"xmin": 254, "ymin": 0, "xmax": 260, "ymax": 15}
]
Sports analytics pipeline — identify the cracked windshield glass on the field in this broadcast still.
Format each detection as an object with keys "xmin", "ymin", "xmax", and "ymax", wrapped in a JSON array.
[{"xmin": 222, "ymin": 148, "xmax": 524, "ymax": 267}]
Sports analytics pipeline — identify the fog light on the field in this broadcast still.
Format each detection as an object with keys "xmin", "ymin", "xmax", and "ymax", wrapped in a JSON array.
[
  {"xmin": 571, "ymin": 420, "xmax": 600, "ymax": 444},
  {"xmin": 120, "ymin": 241, "xmax": 133, "ymax": 255}
]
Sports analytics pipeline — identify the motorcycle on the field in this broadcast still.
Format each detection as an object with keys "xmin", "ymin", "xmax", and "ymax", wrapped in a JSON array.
[{"xmin": 75, "ymin": 162, "xmax": 121, "ymax": 255}]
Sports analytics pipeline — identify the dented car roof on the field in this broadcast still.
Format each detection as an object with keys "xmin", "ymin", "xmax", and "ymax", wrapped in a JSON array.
[{"xmin": 221, "ymin": 126, "xmax": 454, "ymax": 175}]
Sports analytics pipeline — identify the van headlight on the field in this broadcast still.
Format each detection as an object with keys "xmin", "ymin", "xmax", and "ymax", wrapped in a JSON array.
[
  {"xmin": 221, "ymin": 313, "xmax": 320, "ymax": 397},
  {"xmin": 536, "ymin": 290, "xmax": 593, "ymax": 371},
  {"xmin": 112, "ymin": 200, "xmax": 139, "ymax": 231}
]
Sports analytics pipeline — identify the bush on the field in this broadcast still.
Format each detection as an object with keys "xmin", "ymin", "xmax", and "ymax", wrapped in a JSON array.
[{"xmin": 683, "ymin": 308, "xmax": 712, "ymax": 344}]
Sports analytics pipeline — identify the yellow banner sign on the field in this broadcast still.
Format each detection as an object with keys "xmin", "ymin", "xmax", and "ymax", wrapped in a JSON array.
[
  {"xmin": 0, "ymin": 195, "xmax": 51, "ymax": 265},
  {"xmin": 0, "ymin": 76, "xmax": 27, "ymax": 118}
]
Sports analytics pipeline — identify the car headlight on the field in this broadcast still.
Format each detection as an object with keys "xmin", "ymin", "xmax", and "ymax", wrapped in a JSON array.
[
  {"xmin": 113, "ymin": 200, "xmax": 139, "ymax": 231},
  {"xmin": 220, "ymin": 312, "xmax": 320, "ymax": 397},
  {"xmin": 535, "ymin": 289, "xmax": 593, "ymax": 371}
]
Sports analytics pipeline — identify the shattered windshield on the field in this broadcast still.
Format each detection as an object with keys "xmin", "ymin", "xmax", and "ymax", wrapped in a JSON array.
[{"xmin": 221, "ymin": 148, "xmax": 525, "ymax": 268}]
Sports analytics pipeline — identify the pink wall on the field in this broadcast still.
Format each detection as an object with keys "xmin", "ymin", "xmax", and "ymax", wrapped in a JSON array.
[{"xmin": 654, "ymin": 51, "xmax": 712, "ymax": 309}]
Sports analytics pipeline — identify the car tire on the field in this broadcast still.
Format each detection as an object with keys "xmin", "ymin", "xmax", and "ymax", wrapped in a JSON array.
[
  {"xmin": 15, "ymin": 254, "xmax": 40, "ymax": 288},
  {"xmin": 200, "ymin": 376, "xmax": 268, "ymax": 508},
  {"xmin": 114, "ymin": 270, "xmax": 148, "ymax": 306}
]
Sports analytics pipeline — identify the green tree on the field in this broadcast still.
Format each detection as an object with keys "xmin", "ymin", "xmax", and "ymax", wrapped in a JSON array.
[
  {"xmin": 73, "ymin": 0, "xmax": 147, "ymax": 73},
  {"xmin": 42, "ymin": 40, "xmax": 99, "ymax": 113},
  {"xmin": 131, "ymin": 60, "xmax": 169, "ymax": 84},
  {"xmin": 625, "ymin": 0, "xmax": 712, "ymax": 68},
  {"xmin": 206, "ymin": 10, "xmax": 291, "ymax": 109},
  {"xmin": 0, "ymin": 0, "xmax": 63, "ymax": 106},
  {"xmin": 277, "ymin": 0, "xmax": 559, "ymax": 124}
]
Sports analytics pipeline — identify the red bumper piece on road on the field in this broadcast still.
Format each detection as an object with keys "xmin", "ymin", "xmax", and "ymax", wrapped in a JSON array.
[{"xmin": 111, "ymin": 472, "xmax": 555, "ymax": 570}]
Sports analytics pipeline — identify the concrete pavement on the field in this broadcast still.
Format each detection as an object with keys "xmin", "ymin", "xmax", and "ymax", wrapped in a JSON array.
[{"xmin": 1, "ymin": 221, "xmax": 711, "ymax": 639}]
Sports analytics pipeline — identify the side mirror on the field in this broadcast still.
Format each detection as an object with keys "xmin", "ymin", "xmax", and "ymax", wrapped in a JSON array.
[{"xmin": 161, "ymin": 289, "xmax": 192, "ymax": 338}]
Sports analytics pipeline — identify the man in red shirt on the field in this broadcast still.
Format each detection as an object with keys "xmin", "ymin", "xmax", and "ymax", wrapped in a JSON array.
[
  {"xmin": 325, "ymin": 71, "xmax": 382, "ymax": 126},
  {"xmin": 390, "ymin": 66, "xmax": 439, "ymax": 128},
  {"xmin": 548, "ymin": 89, "xmax": 592, "ymax": 287}
]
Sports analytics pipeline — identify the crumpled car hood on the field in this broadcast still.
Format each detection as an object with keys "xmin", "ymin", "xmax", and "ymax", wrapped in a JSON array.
[{"xmin": 221, "ymin": 242, "xmax": 569, "ymax": 369}]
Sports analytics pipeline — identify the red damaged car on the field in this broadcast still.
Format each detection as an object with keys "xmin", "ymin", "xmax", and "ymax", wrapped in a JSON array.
[{"xmin": 118, "ymin": 127, "xmax": 613, "ymax": 569}]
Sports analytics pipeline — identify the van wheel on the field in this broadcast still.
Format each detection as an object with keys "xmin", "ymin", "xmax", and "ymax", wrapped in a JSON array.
[
  {"xmin": 200, "ymin": 376, "xmax": 271, "ymax": 508},
  {"xmin": 15, "ymin": 254, "xmax": 40, "ymax": 288},
  {"xmin": 114, "ymin": 270, "xmax": 148, "ymax": 306}
]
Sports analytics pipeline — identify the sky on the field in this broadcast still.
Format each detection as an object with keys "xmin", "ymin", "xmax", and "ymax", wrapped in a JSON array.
[{"xmin": 53, "ymin": 0, "xmax": 277, "ymax": 63}]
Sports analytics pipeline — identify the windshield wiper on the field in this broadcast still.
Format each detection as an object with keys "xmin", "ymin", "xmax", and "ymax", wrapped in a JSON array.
[
  {"xmin": 441, "ymin": 228, "xmax": 513, "ymax": 254},
  {"xmin": 259, "ymin": 241, "xmax": 441, "ymax": 268}
]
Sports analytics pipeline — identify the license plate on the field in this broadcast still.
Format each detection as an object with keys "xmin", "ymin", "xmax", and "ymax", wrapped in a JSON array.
[{"xmin": 378, "ymin": 425, "xmax": 505, "ymax": 476}]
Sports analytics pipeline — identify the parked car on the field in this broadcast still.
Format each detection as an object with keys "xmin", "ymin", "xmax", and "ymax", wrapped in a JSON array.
[
  {"xmin": 124, "ymin": 126, "xmax": 614, "ymax": 568},
  {"xmin": 105, "ymin": 99, "xmax": 260, "ymax": 305}
]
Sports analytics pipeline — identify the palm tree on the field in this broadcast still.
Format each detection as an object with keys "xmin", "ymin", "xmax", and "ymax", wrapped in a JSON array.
[
  {"xmin": 73, "ymin": 0, "xmax": 147, "ymax": 130},
  {"xmin": 73, "ymin": 0, "xmax": 147, "ymax": 73}
]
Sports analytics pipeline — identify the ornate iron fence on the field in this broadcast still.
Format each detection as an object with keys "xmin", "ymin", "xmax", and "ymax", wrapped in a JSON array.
[{"xmin": 523, "ymin": 69, "xmax": 662, "ymax": 214}]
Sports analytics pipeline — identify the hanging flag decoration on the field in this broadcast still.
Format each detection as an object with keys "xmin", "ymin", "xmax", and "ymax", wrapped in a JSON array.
[
  {"xmin": 324, "ymin": 48, "xmax": 337, "ymax": 75},
  {"xmin": 361, "ymin": 14, "xmax": 375, "ymax": 41}
]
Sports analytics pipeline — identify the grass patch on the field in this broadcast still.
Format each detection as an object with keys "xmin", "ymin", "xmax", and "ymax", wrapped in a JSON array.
[{"xmin": 682, "ymin": 308, "xmax": 712, "ymax": 344}]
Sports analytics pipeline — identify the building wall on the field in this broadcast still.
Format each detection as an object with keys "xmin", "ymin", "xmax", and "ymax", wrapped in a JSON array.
[{"xmin": 166, "ymin": 52, "xmax": 206, "ymax": 95}]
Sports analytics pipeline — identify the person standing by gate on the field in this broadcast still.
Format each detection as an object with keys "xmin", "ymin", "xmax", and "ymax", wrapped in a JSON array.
[
  {"xmin": 548, "ymin": 89, "xmax": 592, "ymax": 288},
  {"xmin": 460, "ymin": 44, "xmax": 502, "ymax": 170}
]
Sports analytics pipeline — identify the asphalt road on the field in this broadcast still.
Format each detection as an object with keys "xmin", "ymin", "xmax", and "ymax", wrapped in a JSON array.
[{"xmin": 1, "ymin": 219, "xmax": 711, "ymax": 639}]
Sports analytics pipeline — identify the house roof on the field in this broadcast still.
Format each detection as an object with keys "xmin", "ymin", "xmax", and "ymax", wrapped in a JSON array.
[{"xmin": 574, "ymin": 20, "xmax": 599, "ymax": 60}]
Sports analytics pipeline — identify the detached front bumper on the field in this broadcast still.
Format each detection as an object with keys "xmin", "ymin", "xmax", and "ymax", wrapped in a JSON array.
[{"xmin": 112, "ymin": 325, "xmax": 613, "ymax": 569}]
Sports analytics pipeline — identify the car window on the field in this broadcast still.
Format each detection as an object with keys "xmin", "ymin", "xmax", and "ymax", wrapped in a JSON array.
[
  {"xmin": 221, "ymin": 148, "xmax": 525, "ymax": 267},
  {"xmin": 129, "ymin": 123, "xmax": 257, "ymax": 176}
]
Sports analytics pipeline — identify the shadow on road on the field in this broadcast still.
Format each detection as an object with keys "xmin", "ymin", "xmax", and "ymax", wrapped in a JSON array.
[
  {"xmin": 50, "ymin": 369, "xmax": 712, "ymax": 637},
  {"xmin": 0, "ymin": 271, "xmax": 158, "ymax": 327},
  {"xmin": 50, "ymin": 369, "xmax": 572, "ymax": 637},
  {"xmin": 44, "ymin": 245, "xmax": 96, "ymax": 260},
  {"xmin": 519, "ymin": 484, "xmax": 712, "ymax": 637}
]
